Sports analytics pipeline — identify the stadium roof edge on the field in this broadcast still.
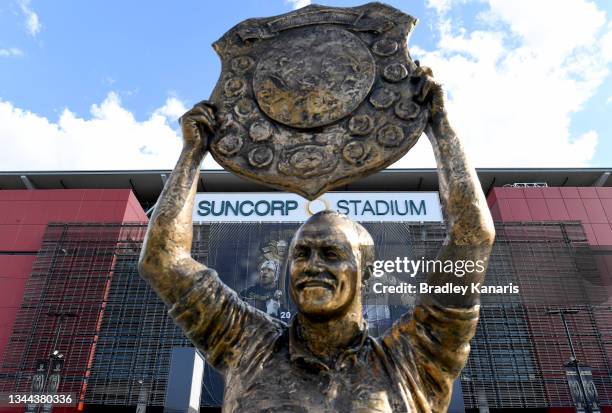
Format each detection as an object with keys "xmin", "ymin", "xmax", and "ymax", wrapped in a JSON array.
[
  {"xmin": 1, "ymin": 168, "xmax": 610, "ymax": 207},
  {"xmin": 2, "ymin": 167, "xmax": 612, "ymax": 174}
]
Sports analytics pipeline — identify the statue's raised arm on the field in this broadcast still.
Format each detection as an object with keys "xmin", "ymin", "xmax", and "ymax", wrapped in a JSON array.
[
  {"xmin": 138, "ymin": 103, "xmax": 215, "ymax": 306},
  {"xmin": 417, "ymin": 64, "xmax": 496, "ymax": 307},
  {"xmin": 138, "ymin": 103, "xmax": 280, "ymax": 372},
  {"xmin": 382, "ymin": 66, "xmax": 496, "ymax": 412}
]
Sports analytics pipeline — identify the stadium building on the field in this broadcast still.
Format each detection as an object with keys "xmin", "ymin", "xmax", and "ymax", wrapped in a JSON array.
[{"xmin": 0, "ymin": 167, "xmax": 611, "ymax": 413}]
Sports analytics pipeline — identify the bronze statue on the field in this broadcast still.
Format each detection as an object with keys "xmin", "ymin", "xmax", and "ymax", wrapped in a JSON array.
[{"xmin": 139, "ymin": 3, "xmax": 495, "ymax": 412}]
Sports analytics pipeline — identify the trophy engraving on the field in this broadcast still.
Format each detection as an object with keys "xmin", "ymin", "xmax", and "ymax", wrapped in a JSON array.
[{"xmin": 208, "ymin": 3, "xmax": 427, "ymax": 200}]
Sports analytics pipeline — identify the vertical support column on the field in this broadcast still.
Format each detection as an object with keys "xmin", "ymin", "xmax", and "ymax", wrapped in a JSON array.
[{"xmin": 164, "ymin": 347, "xmax": 204, "ymax": 413}]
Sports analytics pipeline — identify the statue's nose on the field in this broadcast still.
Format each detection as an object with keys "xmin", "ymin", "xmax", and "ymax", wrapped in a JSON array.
[
  {"xmin": 308, "ymin": 250, "xmax": 324, "ymax": 264},
  {"xmin": 305, "ymin": 255, "xmax": 325, "ymax": 274}
]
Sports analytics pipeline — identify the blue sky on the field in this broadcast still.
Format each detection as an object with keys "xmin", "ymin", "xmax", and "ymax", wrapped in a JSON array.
[{"xmin": 0, "ymin": 0, "xmax": 611, "ymax": 170}]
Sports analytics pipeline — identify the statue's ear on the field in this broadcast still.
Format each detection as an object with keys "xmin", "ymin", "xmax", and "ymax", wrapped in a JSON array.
[{"xmin": 362, "ymin": 262, "xmax": 373, "ymax": 284}]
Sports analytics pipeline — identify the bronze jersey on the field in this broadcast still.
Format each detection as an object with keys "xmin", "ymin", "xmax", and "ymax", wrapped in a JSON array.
[{"xmin": 169, "ymin": 268, "xmax": 479, "ymax": 413}]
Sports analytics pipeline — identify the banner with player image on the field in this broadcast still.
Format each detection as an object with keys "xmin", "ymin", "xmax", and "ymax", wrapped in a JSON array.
[{"xmin": 205, "ymin": 222, "xmax": 426, "ymax": 335}]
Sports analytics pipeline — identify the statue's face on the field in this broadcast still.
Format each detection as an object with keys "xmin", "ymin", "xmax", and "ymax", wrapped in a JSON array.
[{"xmin": 289, "ymin": 218, "xmax": 361, "ymax": 319}]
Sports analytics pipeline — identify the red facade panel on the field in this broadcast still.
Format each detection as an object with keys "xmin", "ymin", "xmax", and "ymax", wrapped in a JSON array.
[
  {"xmin": 0, "ymin": 189, "xmax": 143, "ymax": 227},
  {"xmin": 564, "ymin": 198, "xmax": 589, "ymax": 222},
  {"xmin": 486, "ymin": 187, "xmax": 497, "ymax": 207},
  {"xmin": 497, "ymin": 186, "xmax": 526, "ymax": 198},
  {"xmin": 508, "ymin": 198, "xmax": 532, "ymax": 220},
  {"xmin": 13, "ymin": 225, "xmax": 46, "ymax": 251},
  {"xmin": 82, "ymin": 190, "xmax": 104, "ymax": 201},
  {"xmin": 597, "ymin": 187, "xmax": 612, "ymax": 199},
  {"xmin": 0, "ymin": 191, "xmax": 31, "ymax": 201},
  {"xmin": 602, "ymin": 198, "xmax": 612, "ymax": 223},
  {"xmin": 21, "ymin": 200, "xmax": 50, "ymax": 224},
  {"xmin": 583, "ymin": 198, "xmax": 608, "ymax": 223},
  {"xmin": 0, "ymin": 256, "xmax": 35, "ymax": 279},
  {"xmin": 32, "ymin": 189, "xmax": 86, "ymax": 201},
  {"xmin": 524, "ymin": 187, "xmax": 545, "ymax": 198},
  {"xmin": 0, "ymin": 226, "xmax": 19, "ymax": 251},
  {"xmin": 43, "ymin": 200, "xmax": 83, "ymax": 222},
  {"xmin": 592, "ymin": 223, "xmax": 612, "ymax": 246},
  {"xmin": 496, "ymin": 199, "xmax": 513, "ymax": 220},
  {"xmin": 489, "ymin": 202, "xmax": 501, "ymax": 221},
  {"xmin": 542, "ymin": 187, "xmax": 563, "ymax": 198},
  {"xmin": 76, "ymin": 200, "xmax": 125, "ymax": 222},
  {"xmin": 0, "ymin": 202, "xmax": 26, "ymax": 225},
  {"xmin": 0, "ymin": 278, "xmax": 28, "ymax": 309},
  {"xmin": 578, "ymin": 187, "xmax": 599, "ymax": 198},
  {"xmin": 526, "ymin": 198, "xmax": 550, "ymax": 220},
  {"xmin": 545, "ymin": 198, "xmax": 570, "ymax": 220},
  {"xmin": 123, "ymin": 192, "xmax": 148, "ymax": 222},
  {"xmin": 100, "ymin": 189, "xmax": 133, "ymax": 200},
  {"xmin": 560, "ymin": 187, "xmax": 580, "ymax": 198}
]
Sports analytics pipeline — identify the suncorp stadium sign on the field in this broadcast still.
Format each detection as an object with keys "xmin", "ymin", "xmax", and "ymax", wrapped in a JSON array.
[{"xmin": 193, "ymin": 192, "xmax": 442, "ymax": 222}]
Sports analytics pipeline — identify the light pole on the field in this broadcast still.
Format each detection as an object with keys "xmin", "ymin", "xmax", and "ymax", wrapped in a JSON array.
[
  {"xmin": 38, "ymin": 311, "xmax": 78, "ymax": 413},
  {"xmin": 546, "ymin": 308, "xmax": 592, "ymax": 413},
  {"xmin": 136, "ymin": 379, "xmax": 148, "ymax": 413}
]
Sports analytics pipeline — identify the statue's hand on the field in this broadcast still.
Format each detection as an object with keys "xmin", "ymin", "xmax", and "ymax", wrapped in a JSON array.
[
  {"xmin": 412, "ymin": 62, "xmax": 446, "ymax": 121},
  {"xmin": 179, "ymin": 101, "xmax": 217, "ymax": 152}
]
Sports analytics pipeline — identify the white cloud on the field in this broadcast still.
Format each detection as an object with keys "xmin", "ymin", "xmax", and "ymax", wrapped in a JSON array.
[
  {"xmin": 154, "ymin": 96, "xmax": 187, "ymax": 121},
  {"xmin": 395, "ymin": 0, "xmax": 612, "ymax": 168},
  {"xmin": 607, "ymin": 96, "xmax": 612, "ymax": 105},
  {"xmin": 0, "ymin": 48, "xmax": 23, "ymax": 57},
  {"xmin": 285, "ymin": 0, "xmax": 310, "ymax": 10},
  {"xmin": 426, "ymin": 0, "xmax": 453, "ymax": 14},
  {"xmin": 18, "ymin": 0, "xmax": 41, "ymax": 37},
  {"xmin": 0, "ymin": 93, "xmax": 222, "ymax": 170}
]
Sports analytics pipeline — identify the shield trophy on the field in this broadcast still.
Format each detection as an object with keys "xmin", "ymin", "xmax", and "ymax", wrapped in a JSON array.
[{"xmin": 209, "ymin": 3, "xmax": 427, "ymax": 200}]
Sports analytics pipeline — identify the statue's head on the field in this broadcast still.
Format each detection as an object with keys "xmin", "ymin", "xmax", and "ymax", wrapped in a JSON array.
[
  {"xmin": 257, "ymin": 259, "xmax": 279, "ymax": 288},
  {"xmin": 288, "ymin": 211, "xmax": 374, "ymax": 320}
]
